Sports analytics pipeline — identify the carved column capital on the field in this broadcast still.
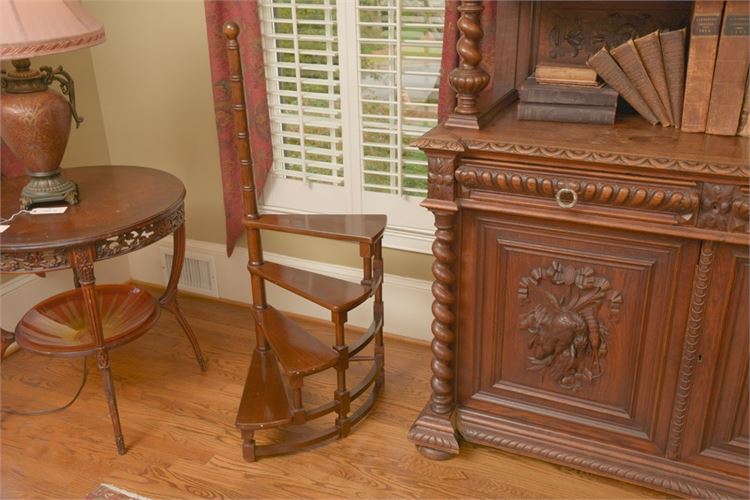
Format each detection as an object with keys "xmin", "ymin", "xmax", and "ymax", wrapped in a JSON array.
[{"xmin": 426, "ymin": 154, "xmax": 459, "ymax": 202}]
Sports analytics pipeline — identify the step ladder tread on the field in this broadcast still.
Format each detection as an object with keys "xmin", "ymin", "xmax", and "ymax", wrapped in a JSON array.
[
  {"xmin": 249, "ymin": 261, "xmax": 372, "ymax": 312},
  {"xmin": 251, "ymin": 306, "xmax": 338, "ymax": 376},
  {"xmin": 236, "ymin": 348, "xmax": 292, "ymax": 430},
  {"xmin": 244, "ymin": 214, "xmax": 386, "ymax": 243}
]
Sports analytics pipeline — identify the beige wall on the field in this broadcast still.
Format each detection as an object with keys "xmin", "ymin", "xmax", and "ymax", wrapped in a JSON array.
[{"xmin": 78, "ymin": 0, "xmax": 433, "ymax": 281}]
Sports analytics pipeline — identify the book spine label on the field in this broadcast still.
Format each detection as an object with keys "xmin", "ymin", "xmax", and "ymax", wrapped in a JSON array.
[
  {"xmin": 587, "ymin": 48, "xmax": 659, "ymax": 125},
  {"xmin": 706, "ymin": 1, "xmax": 750, "ymax": 135},
  {"xmin": 611, "ymin": 39, "xmax": 672, "ymax": 126},
  {"xmin": 660, "ymin": 29, "xmax": 687, "ymax": 128},
  {"xmin": 635, "ymin": 31, "xmax": 674, "ymax": 124},
  {"xmin": 519, "ymin": 86, "xmax": 618, "ymax": 107},
  {"xmin": 517, "ymin": 103, "xmax": 616, "ymax": 125},
  {"xmin": 681, "ymin": 1, "xmax": 725, "ymax": 132}
]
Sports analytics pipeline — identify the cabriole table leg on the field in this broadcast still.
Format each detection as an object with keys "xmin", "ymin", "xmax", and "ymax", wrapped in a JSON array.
[{"xmin": 159, "ymin": 224, "xmax": 207, "ymax": 371}]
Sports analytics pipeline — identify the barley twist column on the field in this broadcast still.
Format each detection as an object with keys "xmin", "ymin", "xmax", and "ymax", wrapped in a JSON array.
[{"xmin": 408, "ymin": 150, "xmax": 462, "ymax": 459}]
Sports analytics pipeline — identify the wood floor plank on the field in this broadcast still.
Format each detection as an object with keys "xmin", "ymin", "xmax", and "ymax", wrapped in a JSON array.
[{"xmin": 1, "ymin": 288, "xmax": 666, "ymax": 499}]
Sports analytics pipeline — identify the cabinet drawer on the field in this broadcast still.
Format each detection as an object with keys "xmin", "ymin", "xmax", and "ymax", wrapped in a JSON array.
[
  {"xmin": 456, "ymin": 211, "xmax": 699, "ymax": 455},
  {"xmin": 455, "ymin": 161, "xmax": 702, "ymax": 227}
]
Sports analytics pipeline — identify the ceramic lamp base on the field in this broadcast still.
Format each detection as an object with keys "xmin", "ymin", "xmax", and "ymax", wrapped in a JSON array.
[{"xmin": 20, "ymin": 169, "xmax": 79, "ymax": 209}]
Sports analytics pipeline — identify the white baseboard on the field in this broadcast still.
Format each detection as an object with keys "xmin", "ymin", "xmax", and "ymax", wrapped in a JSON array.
[
  {"xmin": 0, "ymin": 256, "xmax": 131, "ymax": 332},
  {"xmin": 128, "ymin": 237, "xmax": 434, "ymax": 341}
]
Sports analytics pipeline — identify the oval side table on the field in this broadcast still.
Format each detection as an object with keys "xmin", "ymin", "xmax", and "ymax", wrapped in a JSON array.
[{"xmin": 0, "ymin": 165, "xmax": 207, "ymax": 454}]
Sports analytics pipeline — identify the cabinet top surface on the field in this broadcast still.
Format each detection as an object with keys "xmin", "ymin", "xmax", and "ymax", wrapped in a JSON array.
[{"xmin": 417, "ymin": 103, "xmax": 750, "ymax": 180}]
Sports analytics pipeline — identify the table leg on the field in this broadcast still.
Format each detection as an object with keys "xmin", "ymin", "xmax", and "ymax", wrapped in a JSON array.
[
  {"xmin": 159, "ymin": 224, "xmax": 207, "ymax": 371},
  {"xmin": 70, "ymin": 247, "xmax": 127, "ymax": 455}
]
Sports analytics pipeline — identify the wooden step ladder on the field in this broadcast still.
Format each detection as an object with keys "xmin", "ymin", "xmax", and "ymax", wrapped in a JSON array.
[{"xmin": 223, "ymin": 22, "xmax": 386, "ymax": 461}]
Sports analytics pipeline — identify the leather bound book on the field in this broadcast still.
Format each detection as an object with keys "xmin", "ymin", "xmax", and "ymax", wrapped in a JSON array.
[
  {"xmin": 634, "ymin": 31, "xmax": 674, "ymax": 124},
  {"xmin": 518, "ymin": 77, "xmax": 619, "ymax": 107},
  {"xmin": 660, "ymin": 28, "xmax": 687, "ymax": 128},
  {"xmin": 682, "ymin": 0, "xmax": 725, "ymax": 132},
  {"xmin": 706, "ymin": 0, "xmax": 750, "ymax": 136},
  {"xmin": 611, "ymin": 39, "xmax": 672, "ymax": 126},
  {"xmin": 535, "ymin": 64, "xmax": 599, "ymax": 86},
  {"xmin": 517, "ymin": 102, "xmax": 616, "ymax": 125},
  {"xmin": 587, "ymin": 47, "xmax": 659, "ymax": 125}
]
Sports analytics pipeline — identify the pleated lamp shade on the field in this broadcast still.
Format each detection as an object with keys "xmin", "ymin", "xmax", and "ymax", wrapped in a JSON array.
[{"xmin": 0, "ymin": 0, "xmax": 105, "ymax": 60}]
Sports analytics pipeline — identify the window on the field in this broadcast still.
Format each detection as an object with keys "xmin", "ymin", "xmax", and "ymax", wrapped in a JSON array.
[{"xmin": 259, "ymin": 0, "xmax": 445, "ymax": 252}]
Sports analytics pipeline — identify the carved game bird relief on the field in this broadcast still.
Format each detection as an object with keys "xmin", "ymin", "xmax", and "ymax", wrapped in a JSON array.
[{"xmin": 518, "ymin": 261, "xmax": 623, "ymax": 391}]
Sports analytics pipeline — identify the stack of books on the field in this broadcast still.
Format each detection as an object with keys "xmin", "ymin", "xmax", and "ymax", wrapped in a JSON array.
[
  {"xmin": 586, "ymin": 0, "xmax": 749, "ymax": 136},
  {"xmin": 517, "ymin": 64, "xmax": 619, "ymax": 125}
]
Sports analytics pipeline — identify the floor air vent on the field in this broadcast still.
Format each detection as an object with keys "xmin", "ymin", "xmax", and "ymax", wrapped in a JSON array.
[{"xmin": 160, "ymin": 249, "xmax": 219, "ymax": 297}]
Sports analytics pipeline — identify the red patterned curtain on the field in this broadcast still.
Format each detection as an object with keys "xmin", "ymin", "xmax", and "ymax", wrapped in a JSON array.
[
  {"xmin": 437, "ymin": 0, "xmax": 497, "ymax": 122},
  {"xmin": 205, "ymin": 0, "xmax": 272, "ymax": 256}
]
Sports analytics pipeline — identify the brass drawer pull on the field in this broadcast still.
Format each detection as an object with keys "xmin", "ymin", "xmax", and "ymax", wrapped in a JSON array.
[{"xmin": 555, "ymin": 188, "xmax": 578, "ymax": 209}]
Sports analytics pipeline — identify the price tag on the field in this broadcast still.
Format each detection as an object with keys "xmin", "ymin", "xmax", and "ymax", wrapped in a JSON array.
[{"xmin": 30, "ymin": 207, "xmax": 68, "ymax": 215}]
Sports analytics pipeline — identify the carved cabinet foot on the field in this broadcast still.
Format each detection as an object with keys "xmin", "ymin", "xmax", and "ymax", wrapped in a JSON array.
[{"xmin": 408, "ymin": 405, "xmax": 461, "ymax": 460}]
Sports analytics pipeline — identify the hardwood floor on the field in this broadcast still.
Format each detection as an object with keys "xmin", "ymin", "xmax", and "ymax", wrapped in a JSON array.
[{"xmin": 1, "ymin": 288, "xmax": 667, "ymax": 499}]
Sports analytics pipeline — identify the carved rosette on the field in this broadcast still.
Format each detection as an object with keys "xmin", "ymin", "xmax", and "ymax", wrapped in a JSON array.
[
  {"xmin": 518, "ymin": 261, "xmax": 623, "ymax": 391},
  {"xmin": 697, "ymin": 184, "xmax": 749, "ymax": 233},
  {"xmin": 666, "ymin": 242, "xmax": 715, "ymax": 459},
  {"xmin": 455, "ymin": 165, "xmax": 700, "ymax": 223},
  {"xmin": 427, "ymin": 156, "xmax": 458, "ymax": 201},
  {"xmin": 448, "ymin": 1, "xmax": 490, "ymax": 119}
]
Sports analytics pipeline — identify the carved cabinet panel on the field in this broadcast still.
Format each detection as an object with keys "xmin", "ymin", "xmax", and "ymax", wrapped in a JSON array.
[
  {"xmin": 456, "ymin": 211, "xmax": 699, "ymax": 454},
  {"xmin": 679, "ymin": 244, "xmax": 749, "ymax": 480}
]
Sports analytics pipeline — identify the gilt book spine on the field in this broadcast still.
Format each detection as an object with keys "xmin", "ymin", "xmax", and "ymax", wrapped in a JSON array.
[
  {"xmin": 634, "ymin": 30, "xmax": 674, "ymax": 124},
  {"xmin": 517, "ymin": 102, "xmax": 616, "ymax": 125},
  {"xmin": 611, "ymin": 39, "xmax": 672, "ymax": 126},
  {"xmin": 706, "ymin": 0, "xmax": 750, "ymax": 136},
  {"xmin": 682, "ymin": 0, "xmax": 725, "ymax": 132},
  {"xmin": 587, "ymin": 48, "xmax": 659, "ymax": 125},
  {"xmin": 518, "ymin": 78, "xmax": 619, "ymax": 107},
  {"xmin": 660, "ymin": 28, "xmax": 687, "ymax": 128}
]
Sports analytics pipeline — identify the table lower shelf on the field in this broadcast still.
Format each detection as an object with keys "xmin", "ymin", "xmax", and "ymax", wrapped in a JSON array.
[{"xmin": 15, "ymin": 284, "xmax": 160, "ymax": 356}]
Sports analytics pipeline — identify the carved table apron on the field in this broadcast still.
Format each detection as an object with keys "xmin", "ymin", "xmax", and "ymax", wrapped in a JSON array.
[{"xmin": 0, "ymin": 165, "xmax": 206, "ymax": 371}]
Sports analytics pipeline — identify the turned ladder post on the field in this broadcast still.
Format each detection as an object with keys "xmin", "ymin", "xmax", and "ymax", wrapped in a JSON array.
[
  {"xmin": 225, "ymin": 22, "xmax": 269, "ymax": 460},
  {"xmin": 224, "ymin": 22, "xmax": 268, "ymax": 347}
]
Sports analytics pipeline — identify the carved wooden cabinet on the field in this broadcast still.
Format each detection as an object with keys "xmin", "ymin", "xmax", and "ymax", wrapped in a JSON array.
[{"xmin": 408, "ymin": 1, "xmax": 749, "ymax": 497}]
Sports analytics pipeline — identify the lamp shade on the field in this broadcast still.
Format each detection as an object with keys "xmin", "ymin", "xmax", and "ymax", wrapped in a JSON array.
[{"xmin": 0, "ymin": 0, "xmax": 105, "ymax": 60}]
